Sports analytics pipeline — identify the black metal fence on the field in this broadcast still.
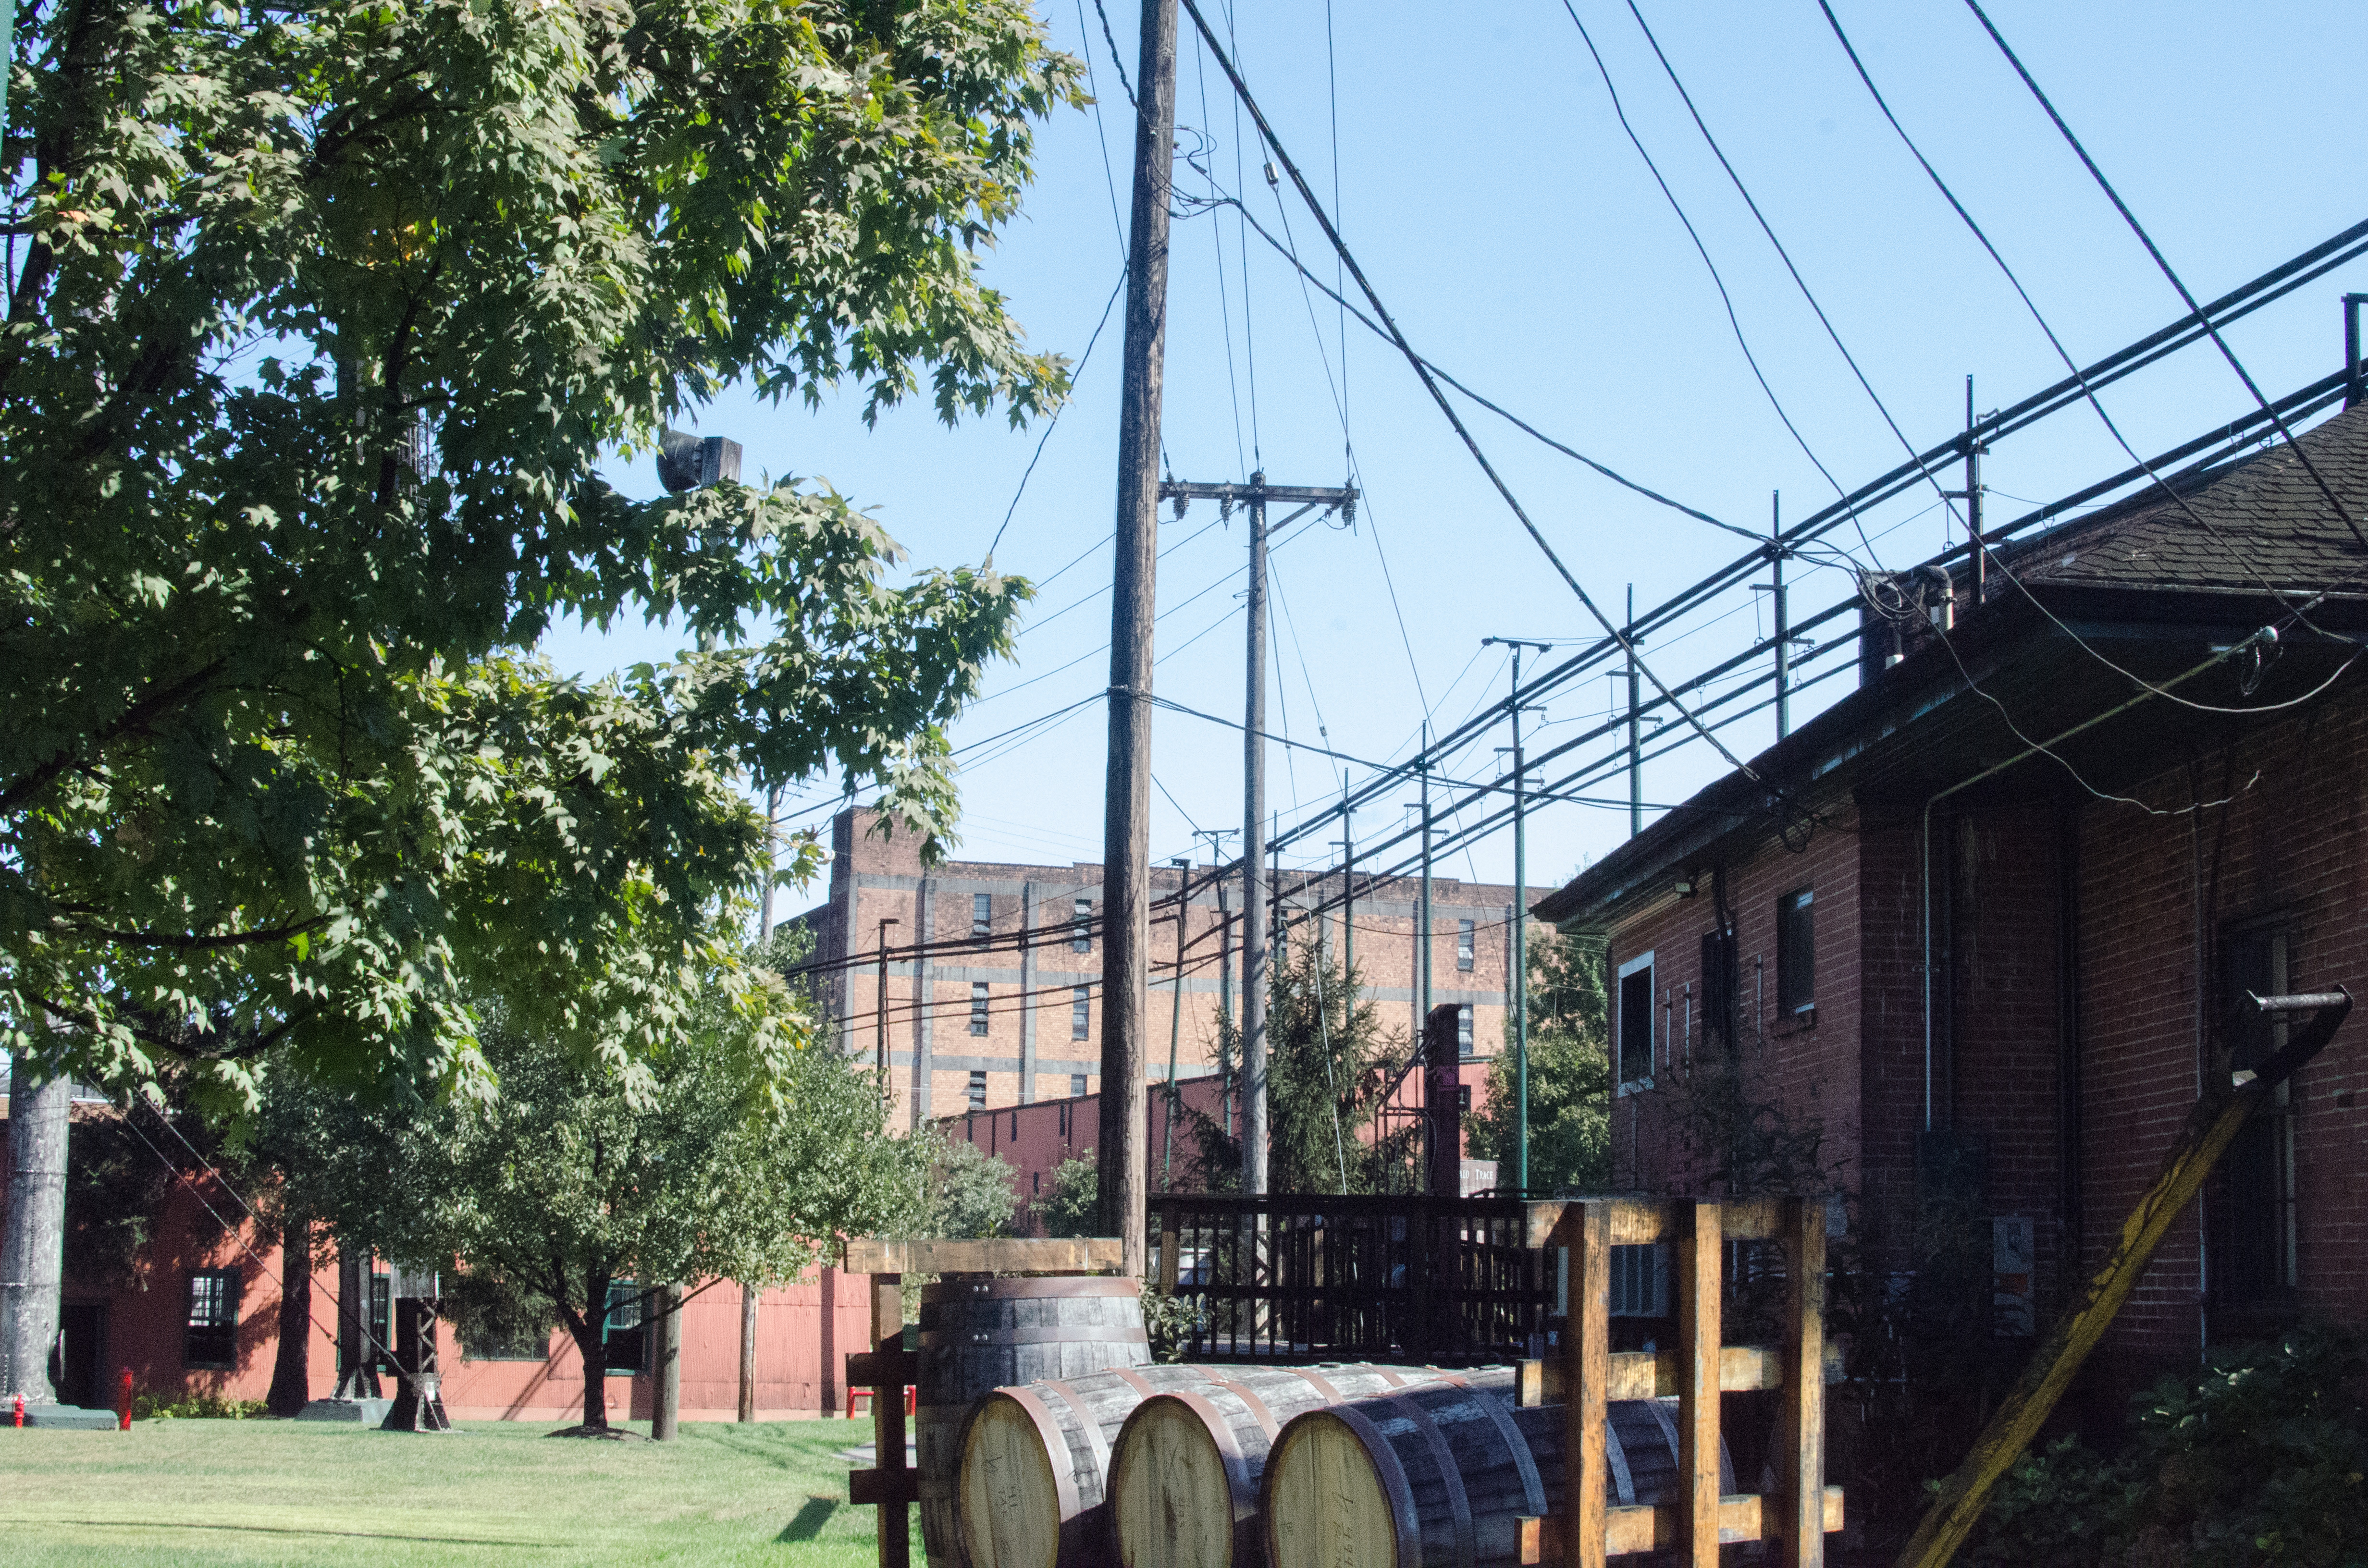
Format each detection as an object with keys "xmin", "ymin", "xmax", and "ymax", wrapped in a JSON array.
[{"xmin": 1150, "ymin": 1192, "xmax": 1554, "ymax": 1366}]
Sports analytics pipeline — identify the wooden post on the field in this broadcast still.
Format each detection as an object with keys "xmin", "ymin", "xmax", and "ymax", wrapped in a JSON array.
[
  {"xmin": 862, "ymin": 1272, "xmax": 913, "ymax": 1568},
  {"xmin": 1677, "ymin": 1202, "xmax": 1724, "ymax": 1568},
  {"xmin": 1564, "ymin": 1200, "xmax": 1610, "ymax": 1568},
  {"xmin": 1779, "ymin": 1200, "xmax": 1826, "ymax": 1568},
  {"xmin": 738, "ymin": 1282, "xmax": 759, "ymax": 1423},
  {"xmin": 1096, "ymin": 0, "xmax": 1181, "ymax": 1281}
]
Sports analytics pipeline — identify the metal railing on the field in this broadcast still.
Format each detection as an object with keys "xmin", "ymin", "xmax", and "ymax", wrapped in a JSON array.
[{"xmin": 1150, "ymin": 1192, "xmax": 1554, "ymax": 1365}]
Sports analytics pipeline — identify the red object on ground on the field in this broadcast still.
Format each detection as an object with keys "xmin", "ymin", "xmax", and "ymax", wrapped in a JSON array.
[
  {"xmin": 116, "ymin": 1367, "xmax": 135, "ymax": 1430},
  {"xmin": 11, "ymin": 1394, "xmax": 21, "ymax": 1428}
]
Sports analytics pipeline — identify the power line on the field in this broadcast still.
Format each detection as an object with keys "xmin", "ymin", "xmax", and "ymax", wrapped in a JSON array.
[
  {"xmin": 989, "ymin": 267, "xmax": 1127, "ymax": 557},
  {"xmin": 1961, "ymin": 0, "xmax": 2364, "ymax": 550},
  {"xmin": 1177, "ymin": 0, "xmax": 1767, "ymax": 790}
]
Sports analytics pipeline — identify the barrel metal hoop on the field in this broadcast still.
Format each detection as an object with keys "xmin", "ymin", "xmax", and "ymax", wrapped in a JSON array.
[
  {"xmin": 1293, "ymin": 1369, "xmax": 1342, "ymax": 1404},
  {"xmin": 1209, "ymin": 1376, "xmax": 1282, "ymax": 1441},
  {"xmin": 1109, "ymin": 1366, "xmax": 1160, "ymax": 1397},
  {"xmin": 921, "ymin": 1324, "xmax": 1150, "ymax": 1348},
  {"xmin": 1322, "ymin": 1403, "xmax": 1425, "ymax": 1568},
  {"xmin": 1394, "ymin": 1393, "xmax": 1478, "ymax": 1568},
  {"xmin": 1040, "ymin": 1379, "xmax": 1115, "ymax": 1507},
  {"xmin": 1168, "ymin": 1388, "xmax": 1258, "ymax": 1507},
  {"xmin": 921, "ymin": 1276, "xmax": 1143, "ymax": 1303},
  {"xmin": 1468, "ymin": 1387, "xmax": 1548, "ymax": 1522},
  {"xmin": 1605, "ymin": 1408, "xmax": 1637, "ymax": 1506}
]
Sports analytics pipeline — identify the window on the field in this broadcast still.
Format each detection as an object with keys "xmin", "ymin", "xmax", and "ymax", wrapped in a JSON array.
[
  {"xmin": 1457, "ymin": 919, "xmax": 1476, "ymax": 972},
  {"xmin": 184, "ymin": 1269, "xmax": 239, "ymax": 1368},
  {"xmin": 1457, "ymin": 1004, "xmax": 1475, "ymax": 1058},
  {"xmin": 970, "ymin": 981, "xmax": 990, "ymax": 1036},
  {"xmin": 1072, "ymin": 897, "xmax": 1094, "ymax": 952},
  {"xmin": 368, "ymin": 1271, "xmax": 394, "ymax": 1372},
  {"xmin": 1700, "ymin": 927, "xmax": 1738, "ymax": 1055},
  {"xmin": 1778, "ymin": 889, "xmax": 1815, "ymax": 1015},
  {"xmin": 603, "ymin": 1281, "xmax": 648, "ymax": 1373},
  {"xmin": 1609, "ymin": 1244, "xmax": 1668, "ymax": 1317},
  {"xmin": 1032, "ymin": 1171, "xmax": 1042, "ymax": 1194},
  {"xmin": 1071, "ymin": 1074, "xmax": 1089, "ymax": 1098},
  {"xmin": 972, "ymin": 893, "xmax": 993, "ymax": 937},
  {"xmin": 968, "ymin": 1069, "xmax": 988, "ymax": 1109},
  {"xmin": 2213, "ymin": 926, "xmax": 2295, "ymax": 1307},
  {"xmin": 1617, "ymin": 952, "xmax": 1655, "ymax": 1087},
  {"xmin": 1072, "ymin": 985, "xmax": 1091, "ymax": 1041},
  {"xmin": 1058, "ymin": 1100, "xmax": 1072, "ymax": 1137},
  {"xmin": 1457, "ymin": 1086, "xmax": 1472, "ymax": 1114}
]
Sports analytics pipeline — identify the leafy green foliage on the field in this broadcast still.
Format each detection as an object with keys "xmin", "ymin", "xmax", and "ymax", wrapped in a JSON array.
[
  {"xmin": 1465, "ymin": 927, "xmax": 1612, "ymax": 1194},
  {"xmin": 1037, "ymin": 1150, "xmax": 1099, "ymax": 1238},
  {"xmin": 264, "ymin": 953, "xmax": 929, "ymax": 1428},
  {"xmin": 133, "ymin": 1391, "xmax": 271, "ymax": 1421},
  {"xmin": 923, "ymin": 1134, "xmax": 1018, "ymax": 1240},
  {"xmin": 1183, "ymin": 946, "xmax": 1410, "ymax": 1194},
  {"xmin": 1964, "ymin": 1329, "xmax": 2368, "ymax": 1568},
  {"xmin": 1, "ymin": 0, "xmax": 1082, "ymax": 1092}
]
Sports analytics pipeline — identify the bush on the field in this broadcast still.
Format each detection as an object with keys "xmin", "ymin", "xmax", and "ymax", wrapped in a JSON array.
[
  {"xmin": 1964, "ymin": 1328, "xmax": 2368, "ymax": 1568},
  {"xmin": 133, "ymin": 1391, "xmax": 269, "ymax": 1421},
  {"xmin": 1039, "ymin": 1151, "xmax": 1098, "ymax": 1238}
]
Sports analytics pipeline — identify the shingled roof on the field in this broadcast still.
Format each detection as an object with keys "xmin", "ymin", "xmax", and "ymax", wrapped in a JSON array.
[{"xmin": 2006, "ymin": 400, "xmax": 2368, "ymax": 597}]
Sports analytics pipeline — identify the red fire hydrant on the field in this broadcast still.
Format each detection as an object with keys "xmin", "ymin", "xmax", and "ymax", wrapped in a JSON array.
[
  {"xmin": 116, "ymin": 1368, "xmax": 135, "ymax": 1431},
  {"xmin": 11, "ymin": 1393, "xmax": 22, "ymax": 1428}
]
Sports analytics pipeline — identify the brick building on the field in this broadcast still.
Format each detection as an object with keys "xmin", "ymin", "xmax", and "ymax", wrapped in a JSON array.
[
  {"xmin": 1535, "ymin": 399, "xmax": 2368, "ymax": 1396},
  {"xmin": 797, "ymin": 807, "xmax": 1527, "ymax": 1168}
]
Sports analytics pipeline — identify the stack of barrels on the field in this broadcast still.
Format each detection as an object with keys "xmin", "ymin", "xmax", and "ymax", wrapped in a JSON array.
[{"xmin": 916, "ymin": 1274, "xmax": 1720, "ymax": 1568}]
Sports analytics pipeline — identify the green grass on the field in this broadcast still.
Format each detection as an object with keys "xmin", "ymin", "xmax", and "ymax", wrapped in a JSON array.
[{"xmin": 0, "ymin": 1417, "xmax": 922, "ymax": 1567}]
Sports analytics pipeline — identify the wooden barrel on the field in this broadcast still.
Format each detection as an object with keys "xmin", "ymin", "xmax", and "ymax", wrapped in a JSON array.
[
  {"xmin": 1261, "ymin": 1389, "xmax": 1732, "ymax": 1568},
  {"xmin": 961, "ymin": 1362, "xmax": 1453, "ymax": 1568},
  {"xmin": 917, "ymin": 1276, "xmax": 1150, "ymax": 1568},
  {"xmin": 1107, "ymin": 1364, "xmax": 1490, "ymax": 1568}
]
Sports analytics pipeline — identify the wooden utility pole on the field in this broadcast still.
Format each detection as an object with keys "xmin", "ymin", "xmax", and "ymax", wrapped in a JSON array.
[
  {"xmin": 1, "ymin": 1053, "xmax": 69, "ymax": 1407},
  {"xmin": 1159, "ymin": 478, "xmax": 1355, "ymax": 1195},
  {"xmin": 1098, "ymin": 0, "xmax": 1180, "ymax": 1278}
]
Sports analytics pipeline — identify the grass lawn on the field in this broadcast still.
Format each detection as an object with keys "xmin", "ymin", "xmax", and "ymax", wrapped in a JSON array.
[{"xmin": 0, "ymin": 1417, "xmax": 921, "ymax": 1567}]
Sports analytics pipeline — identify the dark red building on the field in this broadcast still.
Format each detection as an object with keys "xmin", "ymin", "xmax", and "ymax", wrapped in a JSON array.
[{"xmin": 1536, "ymin": 398, "xmax": 2368, "ymax": 1398}]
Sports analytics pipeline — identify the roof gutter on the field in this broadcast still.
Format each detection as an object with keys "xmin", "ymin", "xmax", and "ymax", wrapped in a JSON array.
[{"xmin": 1919, "ymin": 626, "xmax": 2277, "ymax": 1131}]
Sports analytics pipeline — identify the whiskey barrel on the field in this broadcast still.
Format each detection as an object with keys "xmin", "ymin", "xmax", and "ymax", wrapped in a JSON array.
[
  {"xmin": 961, "ymin": 1362, "xmax": 1453, "ymax": 1568},
  {"xmin": 917, "ymin": 1276, "xmax": 1150, "ymax": 1568},
  {"xmin": 1261, "ymin": 1390, "xmax": 1731, "ymax": 1568},
  {"xmin": 1107, "ymin": 1364, "xmax": 1487, "ymax": 1568}
]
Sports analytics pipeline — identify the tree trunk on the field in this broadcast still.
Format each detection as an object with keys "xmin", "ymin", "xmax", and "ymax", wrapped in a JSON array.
[
  {"xmin": 737, "ymin": 1282, "xmax": 758, "ymax": 1422},
  {"xmin": 266, "ymin": 1217, "xmax": 313, "ymax": 1415},
  {"xmin": 651, "ymin": 1283, "xmax": 683, "ymax": 1440},
  {"xmin": 575, "ymin": 1316, "xmax": 610, "ymax": 1430},
  {"xmin": 1, "ymin": 1053, "xmax": 71, "ymax": 1404}
]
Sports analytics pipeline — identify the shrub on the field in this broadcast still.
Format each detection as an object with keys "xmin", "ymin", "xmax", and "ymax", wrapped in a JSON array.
[
  {"xmin": 133, "ymin": 1391, "xmax": 270, "ymax": 1421},
  {"xmin": 1963, "ymin": 1327, "xmax": 2368, "ymax": 1568}
]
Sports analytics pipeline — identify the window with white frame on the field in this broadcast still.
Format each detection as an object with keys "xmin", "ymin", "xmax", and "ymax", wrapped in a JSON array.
[
  {"xmin": 1070, "ymin": 1073, "xmax": 1089, "ymax": 1098},
  {"xmin": 970, "ymin": 981, "xmax": 990, "ymax": 1035},
  {"xmin": 967, "ymin": 1069, "xmax": 988, "ymax": 1109},
  {"xmin": 1072, "ymin": 985, "xmax": 1091, "ymax": 1041},
  {"xmin": 1072, "ymin": 897, "xmax": 1093, "ymax": 952},
  {"xmin": 972, "ymin": 893, "xmax": 993, "ymax": 937},
  {"xmin": 184, "ymin": 1269, "xmax": 239, "ymax": 1368},
  {"xmin": 1457, "ymin": 919, "xmax": 1475, "ymax": 971},
  {"xmin": 1617, "ymin": 951, "xmax": 1655, "ymax": 1088},
  {"xmin": 1457, "ymin": 1004, "xmax": 1475, "ymax": 1057}
]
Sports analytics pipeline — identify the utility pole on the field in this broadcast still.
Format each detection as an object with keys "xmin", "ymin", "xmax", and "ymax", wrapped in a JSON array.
[
  {"xmin": 1331, "ymin": 776, "xmax": 1355, "ymax": 996},
  {"xmin": 1159, "ymin": 476, "xmax": 1355, "ymax": 1198},
  {"xmin": 1626, "ymin": 584, "xmax": 1642, "ymax": 838},
  {"xmin": 1772, "ymin": 493, "xmax": 1790, "ymax": 741},
  {"xmin": 1418, "ymin": 727, "xmax": 1433, "ymax": 1043},
  {"xmin": 1485, "ymin": 638, "xmax": 1549, "ymax": 1195},
  {"xmin": 1949, "ymin": 374, "xmax": 1987, "ymax": 602},
  {"xmin": 1097, "ymin": 0, "xmax": 1179, "ymax": 1278},
  {"xmin": 1163, "ymin": 857, "xmax": 1191, "ymax": 1189}
]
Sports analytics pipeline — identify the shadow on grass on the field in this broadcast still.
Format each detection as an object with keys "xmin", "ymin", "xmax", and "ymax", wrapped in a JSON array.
[
  {"xmin": 779, "ymin": 1497, "xmax": 839, "ymax": 1542},
  {"xmin": 45, "ymin": 1521, "xmax": 534, "ymax": 1547},
  {"xmin": 688, "ymin": 1425, "xmax": 807, "ymax": 1471}
]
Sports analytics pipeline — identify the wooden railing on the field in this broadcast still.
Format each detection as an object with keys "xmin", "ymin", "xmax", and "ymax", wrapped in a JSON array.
[{"xmin": 1151, "ymin": 1192, "xmax": 1554, "ymax": 1365}]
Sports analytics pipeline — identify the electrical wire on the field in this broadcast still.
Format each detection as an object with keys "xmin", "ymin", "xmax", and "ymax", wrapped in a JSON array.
[{"xmin": 988, "ymin": 267, "xmax": 1126, "ymax": 557}]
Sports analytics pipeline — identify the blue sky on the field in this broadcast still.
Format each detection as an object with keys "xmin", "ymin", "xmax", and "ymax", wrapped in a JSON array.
[{"xmin": 540, "ymin": 0, "xmax": 2368, "ymax": 904}]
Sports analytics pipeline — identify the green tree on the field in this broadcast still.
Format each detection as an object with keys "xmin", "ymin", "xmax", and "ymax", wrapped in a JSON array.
[
  {"xmin": 1466, "ymin": 927, "xmax": 1611, "ymax": 1194},
  {"xmin": 923, "ymin": 1135, "xmax": 1018, "ymax": 1240},
  {"xmin": 2, "ymin": 0, "xmax": 1082, "ymax": 1090},
  {"xmin": 267, "ymin": 964, "xmax": 927, "ymax": 1433},
  {"xmin": 1038, "ymin": 1150, "xmax": 1098, "ymax": 1238},
  {"xmin": 1184, "ymin": 946, "xmax": 1410, "ymax": 1195}
]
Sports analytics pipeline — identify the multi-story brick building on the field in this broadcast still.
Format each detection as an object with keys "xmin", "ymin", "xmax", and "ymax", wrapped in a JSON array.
[
  {"xmin": 796, "ymin": 808, "xmax": 1528, "ymax": 1176},
  {"xmin": 1535, "ymin": 397, "xmax": 2368, "ymax": 1401}
]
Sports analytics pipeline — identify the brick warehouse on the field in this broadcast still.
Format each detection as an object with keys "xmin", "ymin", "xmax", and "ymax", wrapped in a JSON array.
[
  {"xmin": 795, "ymin": 807, "xmax": 1531, "ymax": 1174},
  {"xmin": 1536, "ymin": 398, "xmax": 2368, "ymax": 1400}
]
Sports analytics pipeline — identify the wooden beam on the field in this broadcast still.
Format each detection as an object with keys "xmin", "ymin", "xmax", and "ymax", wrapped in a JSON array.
[
  {"xmin": 1528, "ymin": 1195, "xmax": 1800, "ymax": 1248},
  {"xmin": 1565, "ymin": 1201, "xmax": 1611, "ymax": 1568},
  {"xmin": 1677, "ymin": 1202, "xmax": 1722, "ymax": 1568},
  {"xmin": 1779, "ymin": 1197, "xmax": 1827, "ymax": 1568},
  {"xmin": 1520, "ymin": 1342, "xmax": 1844, "ymax": 1402},
  {"xmin": 1518, "ymin": 1491, "xmax": 1845, "ymax": 1563},
  {"xmin": 842, "ymin": 1237, "xmax": 1124, "ymax": 1276}
]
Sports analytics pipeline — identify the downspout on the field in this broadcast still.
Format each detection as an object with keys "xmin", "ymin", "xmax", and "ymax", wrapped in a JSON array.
[
  {"xmin": 2056, "ymin": 802, "xmax": 2082, "ymax": 1310},
  {"xmin": 1921, "ymin": 630, "xmax": 2273, "ymax": 1132}
]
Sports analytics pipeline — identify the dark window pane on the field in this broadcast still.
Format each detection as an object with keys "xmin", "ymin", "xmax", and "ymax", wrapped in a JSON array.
[
  {"xmin": 1619, "ymin": 965, "xmax": 1654, "ymax": 1084},
  {"xmin": 1778, "ymin": 889, "xmax": 1815, "ymax": 1014},
  {"xmin": 968, "ymin": 1069, "xmax": 987, "ymax": 1109},
  {"xmin": 184, "ymin": 1270, "xmax": 238, "ymax": 1368},
  {"xmin": 973, "ymin": 893, "xmax": 992, "ymax": 937},
  {"xmin": 970, "ymin": 981, "xmax": 990, "ymax": 1036},
  {"xmin": 603, "ymin": 1281, "xmax": 647, "ymax": 1373},
  {"xmin": 1071, "ymin": 1074, "xmax": 1088, "ymax": 1098}
]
